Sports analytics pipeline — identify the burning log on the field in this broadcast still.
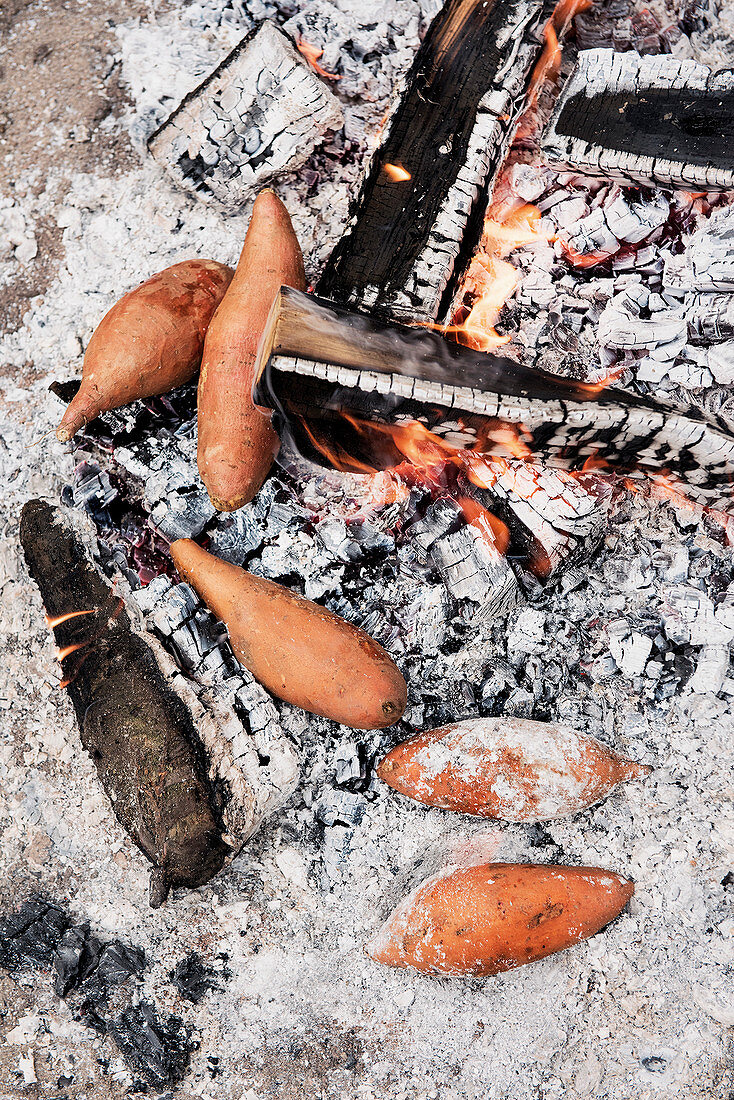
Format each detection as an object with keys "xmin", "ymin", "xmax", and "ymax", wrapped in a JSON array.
[
  {"xmin": 541, "ymin": 49, "xmax": 734, "ymax": 192},
  {"xmin": 477, "ymin": 461, "xmax": 611, "ymax": 578},
  {"xmin": 317, "ymin": 0, "xmax": 564, "ymax": 324},
  {"xmin": 148, "ymin": 22, "xmax": 343, "ymax": 213},
  {"xmin": 19, "ymin": 500, "xmax": 274, "ymax": 907},
  {"xmin": 253, "ymin": 287, "xmax": 734, "ymax": 509}
]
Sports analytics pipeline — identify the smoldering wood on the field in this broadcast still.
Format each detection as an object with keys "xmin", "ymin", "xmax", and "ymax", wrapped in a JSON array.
[
  {"xmin": 477, "ymin": 463, "xmax": 611, "ymax": 578},
  {"xmin": 253, "ymin": 288, "xmax": 734, "ymax": 510},
  {"xmin": 316, "ymin": 0, "xmax": 558, "ymax": 324},
  {"xmin": 147, "ymin": 21, "xmax": 342, "ymax": 214},
  {"xmin": 19, "ymin": 500, "xmax": 229, "ymax": 907},
  {"xmin": 687, "ymin": 294, "xmax": 734, "ymax": 345},
  {"xmin": 541, "ymin": 49, "xmax": 734, "ymax": 191},
  {"xmin": 430, "ymin": 524, "xmax": 522, "ymax": 618}
]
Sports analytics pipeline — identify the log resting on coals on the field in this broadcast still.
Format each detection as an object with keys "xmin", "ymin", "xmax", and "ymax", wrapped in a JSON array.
[
  {"xmin": 253, "ymin": 288, "xmax": 734, "ymax": 510},
  {"xmin": 317, "ymin": 0, "xmax": 562, "ymax": 325},
  {"xmin": 541, "ymin": 49, "xmax": 734, "ymax": 191}
]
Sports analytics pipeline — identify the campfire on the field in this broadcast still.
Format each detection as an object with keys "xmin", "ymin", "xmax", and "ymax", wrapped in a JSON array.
[{"xmin": 8, "ymin": 0, "xmax": 734, "ymax": 1090}]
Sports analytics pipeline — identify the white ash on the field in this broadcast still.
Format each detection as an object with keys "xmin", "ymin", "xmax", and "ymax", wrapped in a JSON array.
[
  {"xmin": 1, "ymin": 0, "xmax": 734, "ymax": 1096},
  {"xmin": 148, "ymin": 22, "xmax": 343, "ymax": 213}
]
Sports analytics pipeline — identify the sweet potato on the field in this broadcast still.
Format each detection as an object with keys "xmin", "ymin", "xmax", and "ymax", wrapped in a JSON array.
[
  {"xmin": 197, "ymin": 189, "xmax": 306, "ymax": 512},
  {"xmin": 367, "ymin": 862, "xmax": 634, "ymax": 975},
  {"xmin": 56, "ymin": 259, "xmax": 233, "ymax": 442},
  {"xmin": 170, "ymin": 539, "xmax": 407, "ymax": 729},
  {"xmin": 377, "ymin": 717, "xmax": 649, "ymax": 821}
]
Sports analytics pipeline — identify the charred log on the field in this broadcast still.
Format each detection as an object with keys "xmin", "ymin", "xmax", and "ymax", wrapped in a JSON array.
[
  {"xmin": 253, "ymin": 288, "xmax": 734, "ymax": 509},
  {"xmin": 148, "ymin": 22, "xmax": 342, "ymax": 213},
  {"xmin": 542, "ymin": 49, "xmax": 734, "ymax": 191},
  {"xmin": 317, "ymin": 0, "xmax": 560, "ymax": 324},
  {"xmin": 19, "ymin": 500, "xmax": 230, "ymax": 906}
]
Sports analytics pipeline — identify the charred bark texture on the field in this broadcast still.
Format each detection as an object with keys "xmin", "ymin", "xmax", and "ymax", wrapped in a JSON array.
[
  {"xmin": 20, "ymin": 500, "xmax": 228, "ymax": 906},
  {"xmin": 254, "ymin": 288, "xmax": 734, "ymax": 510},
  {"xmin": 542, "ymin": 49, "xmax": 734, "ymax": 191},
  {"xmin": 317, "ymin": 0, "xmax": 557, "ymax": 323}
]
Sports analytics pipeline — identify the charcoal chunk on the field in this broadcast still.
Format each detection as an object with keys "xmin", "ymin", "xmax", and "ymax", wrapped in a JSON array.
[
  {"xmin": 170, "ymin": 951, "xmax": 222, "ymax": 1004},
  {"xmin": 0, "ymin": 895, "xmax": 69, "ymax": 972},
  {"xmin": 109, "ymin": 1002, "xmax": 192, "ymax": 1088}
]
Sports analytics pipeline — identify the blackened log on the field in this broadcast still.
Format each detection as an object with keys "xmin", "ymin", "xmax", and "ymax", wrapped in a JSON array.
[
  {"xmin": 317, "ymin": 0, "xmax": 558, "ymax": 324},
  {"xmin": 542, "ymin": 49, "xmax": 734, "ymax": 191},
  {"xmin": 253, "ymin": 288, "xmax": 734, "ymax": 509},
  {"xmin": 19, "ymin": 500, "xmax": 229, "ymax": 906}
]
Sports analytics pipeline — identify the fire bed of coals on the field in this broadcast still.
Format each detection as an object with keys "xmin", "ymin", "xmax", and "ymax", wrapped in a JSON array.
[{"xmin": 8, "ymin": 0, "xmax": 734, "ymax": 1092}]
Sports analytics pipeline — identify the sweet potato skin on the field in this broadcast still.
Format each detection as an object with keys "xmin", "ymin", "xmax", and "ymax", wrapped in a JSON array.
[
  {"xmin": 170, "ymin": 539, "xmax": 406, "ymax": 729},
  {"xmin": 367, "ymin": 862, "xmax": 634, "ymax": 975},
  {"xmin": 197, "ymin": 189, "xmax": 306, "ymax": 512},
  {"xmin": 56, "ymin": 259, "xmax": 233, "ymax": 441},
  {"xmin": 377, "ymin": 717, "xmax": 650, "ymax": 822}
]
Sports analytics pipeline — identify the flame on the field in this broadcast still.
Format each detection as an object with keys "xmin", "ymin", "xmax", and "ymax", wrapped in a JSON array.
[
  {"xmin": 524, "ymin": 0, "xmax": 593, "ymax": 112},
  {"xmin": 296, "ymin": 37, "xmax": 341, "ymax": 80},
  {"xmin": 447, "ymin": 203, "xmax": 552, "ymax": 351},
  {"xmin": 383, "ymin": 163, "xmax": 412, "ymax": 182},
  {"xmin": 55, "ymin": 641, "xmax": 89, "ymax": 661},
  {"xmin": 458, "ymin": 496, "xmax": 511, "ymax": 554},
  {"xmin": 45, "ymin": 608, "xmax": 97, "ymax": 629}
]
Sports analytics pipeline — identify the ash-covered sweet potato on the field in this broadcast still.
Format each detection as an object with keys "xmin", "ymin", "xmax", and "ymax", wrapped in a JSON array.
[
  {"xmin": 368, "ymin": 862, "xmax": 634, "ymax": 975},
  {"xmin": 56, "ymin": 259, "xmax": 233, "ymax": 442},
  {"xmin": 170, "ymin": 538, "xmax": 406, "ymax": 729},
  {"xmin": 377, "ymin": 717, "xmax": 649, "ymax": 822},
  {"xmin": 197, "ymin": 189, "xmax": 306, "ymax": 512}
]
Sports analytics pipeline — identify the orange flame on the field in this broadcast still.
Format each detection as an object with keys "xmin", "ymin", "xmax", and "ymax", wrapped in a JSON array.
[
  {"xmin": 448, "ymin": 202, "xmax": 552, "ymax": 351},
  {"xmin": 296, "ymin": 38, "xmax": 341, "ymax": 80},
  {"xmin": 55, "ymin": 641, "xmax": 89, "ymax": 661},
  {"xmin": 458, "ymin": 496, "xmax": 511, "ymax": 554},
  {"xmin": 45, "ymin": 608, "xmax": 97, "ymax": 629},
  {"xmin": 383, "ymin": 163, "xmax": 412, "ymax": 182}
]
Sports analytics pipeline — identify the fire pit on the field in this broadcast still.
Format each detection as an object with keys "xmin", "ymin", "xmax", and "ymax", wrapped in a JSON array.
[{"xmin": 3, "ymin": 0, "xmax": 734, "ymax": 1095}]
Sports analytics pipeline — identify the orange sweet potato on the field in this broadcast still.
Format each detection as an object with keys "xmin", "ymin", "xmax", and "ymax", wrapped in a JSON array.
[
  {"xmin": 56, "ymin": 259, "xmax": 233, "ymax": 442},
  {"xmin": 377, "ymin": 717, "xmax": 649, "ymax": 822},
  {"xmin": 170, "ymin": 538, "xmax": 407, "ymax": 729},
  {"xmin": 197, "ymin": 189, "xmax": 306, "ymax": 512},
  {"xmin": 367, "ymin": 862, "xmax": 634, "ymax": 975}
]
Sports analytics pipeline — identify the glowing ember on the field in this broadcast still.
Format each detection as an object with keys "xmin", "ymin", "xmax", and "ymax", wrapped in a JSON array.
[
  {"xmin": 55, "ymin": 641, "xmax": 89, "ymax": 661},
  {"xmin": 296, "ymin": 38, "xmax": 341, "ymax": 81},
  {"xmin": 45, "ymin": 608, "xmax": 97, "ymax": 629},
  {"xmin": 559, "ymin": 238, "xmax": 615, "ymax": 270},
  {"xmin": 382, "ymin": 163, "xmax": 412, "ymax": 182}
]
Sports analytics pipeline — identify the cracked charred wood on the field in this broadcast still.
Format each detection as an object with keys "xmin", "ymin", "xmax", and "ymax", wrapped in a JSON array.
[
  {"xmin": 147, "ymin": 22, "xmax": 342, "ymax": 213},
  {"xmin": 317, "ymin": 0, "xmax": 561, "ymax": 324},
  {"xmin": 253, "ymin": 287, "xmax": 734, "ymax": 510},
  {"xmin": 19, "ymin": 500, "xmax": 229, "ymax": 907},
  {"xmin": 542, "ymin": 49, "xmax": 734, "ymax": 191}
]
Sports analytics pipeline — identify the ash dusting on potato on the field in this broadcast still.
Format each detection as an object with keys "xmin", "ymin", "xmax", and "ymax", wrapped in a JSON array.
[{"xmin": 2, "ymin": 0, "xmax": 734, "ymax": 1097}]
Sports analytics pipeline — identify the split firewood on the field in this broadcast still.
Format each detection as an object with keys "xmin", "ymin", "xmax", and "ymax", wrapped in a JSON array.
[
  {"xmin": 253, "ymin": 287, "xmax": 734, "ymax": 510},
  {"xmin": 56, "ymin": 260, "xmax": 233, "ymax": 443},
  {"xmin": 197, "ymin": 189, "xmax": 305, "ymax": 512},
  {"xmin": 317, "ymin": 0, "xmax": 573, "ymax": 324},
  {"xmin": 170, "ymin": 539, "xmax": 406, "ymax": 729},
  {"xmin": 368, "ymin": 862, "xmax": 634, "ymax": 976},
  {"xmin": 377, "ymin": 717, "xmax": 650, "ymax": 821},
  {"xmin": 542, "ymin": 49, "xmax": 734, "ymax": 191}
]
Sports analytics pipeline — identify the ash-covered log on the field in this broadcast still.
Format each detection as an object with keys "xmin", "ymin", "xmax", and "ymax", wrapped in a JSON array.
[
  {"xmin": 686, "ymin": 294, "xmax": 734, "ymax": 346},
  {"xmin": 20, "ymin": 500, "xmax": 230, "ymax": 907},
  {"xmin": 317, "ymin": 0, "xmax": 560, "ymax": 324},
  {"xmin": 542, "ymin": 49, "xmax": 734, "ymax": 191},
  {"xmin": 253, "ymin": 288, "xmax": 734, "ymax": 509},
  {"xmin": 148, "ymin": 22, "xmax": 342, "ymax": 213}
]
